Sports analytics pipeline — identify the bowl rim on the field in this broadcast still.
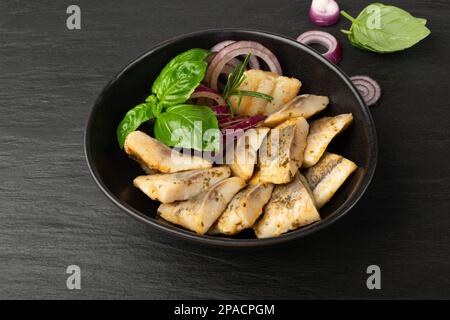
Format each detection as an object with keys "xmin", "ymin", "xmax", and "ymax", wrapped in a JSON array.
[{"xmin": 84, "ymin": 28, "xmax": 378, "ymax": 248}]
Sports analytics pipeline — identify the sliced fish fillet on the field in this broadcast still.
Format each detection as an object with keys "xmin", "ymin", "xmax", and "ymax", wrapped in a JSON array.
[
  {"xmin": 230, "ymin": 127, "xmax": 270, "ymax": 181},
  {"xmin": 229, "ymin": 69, "xmax": 301, "ymax": 116},
  {"xmin": 258, "ymin": 117, "xmax": 309, "ymax": 184},
  {"xmin": 253, "ymin": 173, "xmax": 320, "ymax": 238},
  {"xmin": 124, "ymin": 131, "xmax": 212, "ymax": 173},
  {"xmin": 134, "ymin": 166, "xmax": 231, "ymax": 204},
  {"xmin": 248, "ymin": 169, "xmax": 263, "ymax": 185},
  {"xmin": 303, "ymin": 113, "xmax": 353, "ymax": 168},
  {"xmin": 212, "ymin": 182, "xmax": 274, "ymax": 235},
  {"xmin": 157, "ymin": 177, "xmax": 246, "ymax": 234},
  {"xmin": 304, "ymin": 152, "xmax": 357, "ymax": 209},
  {"xmin": 263, "ymin": 94, "xmax": 329, "ymax": 127}
]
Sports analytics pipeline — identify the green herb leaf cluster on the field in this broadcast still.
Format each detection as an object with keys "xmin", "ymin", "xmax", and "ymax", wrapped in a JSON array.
[
  {"xmin": 341, "ymin": 3, "xmax": 431, "ymax": 53},
  {"xmin": 116, "ymin": 48, "xmax": 220, "ymax": 151}
]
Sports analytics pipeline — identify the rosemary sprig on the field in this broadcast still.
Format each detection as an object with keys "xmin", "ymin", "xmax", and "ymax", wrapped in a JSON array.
[{"xmin": 222, "ymin": 53, "xmax": 273, "ymax": 116}]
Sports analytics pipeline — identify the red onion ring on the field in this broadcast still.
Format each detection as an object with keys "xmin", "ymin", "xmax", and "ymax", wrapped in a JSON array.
[
  {"xmin": 211, "ymin": 104, "xmax": 229, "ymax": 115},
  {"xmin": 220, "ymin": 115, "xmax": 266, "ymax": 148},
  {"xmin": 206, "ymin": 41, "xmax": 282, "ymax": 90},
  {"xmin": 215, "ymin": 113, "xmax": 231, "ymax": 119},
  {"xmin": 190, "ymin": 85, "xmax": 226, "ymax": 105},
  {"xmin": 309, "ymin": 0, "xmax": 340, "ymax": 26},
  {"xmin": 210, "ymin": 40, "xmax": 236, "ymax": 52},
  {"xmin": 297, "ymin": 30, "xmax": 342, "ymax": 64},
  {"xmin": 219, "ymin": 115, "xmax": 249, "ymax": 127},
  {"xmin": 211, "ymin": 40, "xmax": 260, "ymax": 70},
  {"xmin": 350, "ymin": 75, "xmax": 381, "ymax": 107},
  {"xmin": 221, "ymin": 115, "xmax": 265, "ymax": 135},
  {"xmin": 206, "ymin": 53, "xmax": 241, "ymax": 80}
]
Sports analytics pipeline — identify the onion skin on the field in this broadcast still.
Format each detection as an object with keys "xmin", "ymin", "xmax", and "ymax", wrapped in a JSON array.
[
  {"xmin": 350, "ymin": 75, "xmax": 381, "ymax": 106},
  {"xmin": 309, "ymin": 0, "xmax": 340, "ymax": 26},
  {"xmin": 297, "ymin": 30, "xmax": 342, "ymax": 64}
]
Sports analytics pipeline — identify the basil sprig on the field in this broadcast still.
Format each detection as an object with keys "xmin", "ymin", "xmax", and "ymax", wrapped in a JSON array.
[
  {"xmin": 116, "ymin": 48, "xmax": 220, "ymax": 151},
  {"xmin": 341, "ymin": 3, "xmax": 431, "ymax": 53}
]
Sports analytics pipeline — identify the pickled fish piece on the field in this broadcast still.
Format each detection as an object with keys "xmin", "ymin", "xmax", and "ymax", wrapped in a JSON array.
[
  {"xmin": 303, "ymin": 113, "xmax": 353, "ymax": 168},
  {"xmin": 248, "ymin": 170, "xmax": 263, "ymax": 185},
  {"xmin": 213, "ymin": 182, "xmax": 274, "ymax": 235},
  {"xmin": 124, "ymin": 131, "xmax": 212, "ymax": 173},
  {"xmin": 265, "ymin": 74, "xmax": 302, "ymax": 115},
  {"xmin": 133, "ymin": 166, "xmax": 231, "ymax": 204},
  {"xmin": 157, "ymin": 177, "xmax": 246, "ymax": 234},
  {"xmin": 253, "ymin": 173, "xmax": 320, "ymax": 238},
  {"xmin": 263, "ymin": 94, "xmax": 329, "ymax": 127},
  {"xmin": 230, "ymin": 127, "xmax": 270, "ymax": 180},
  {"xmin": 304, "ymin": 152, "xmax": 357, "ymax": 209},
  {"xmin": 258, "ymin": 117, "xmax": 309, "ymax": 184},
  {"xmin": 229, "ymin": 70, "xmax": 301, "ymax": 116}
]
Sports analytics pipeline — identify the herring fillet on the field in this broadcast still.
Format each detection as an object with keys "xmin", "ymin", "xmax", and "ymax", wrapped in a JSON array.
[
  {"xmin": 212, "ymin": 182, "xmax": 274, "ymax": 235},
  {"xmin": 230, "ymin": 127, "xmax": 270, "ymax": 181},
  {"xmin": 253, "ymin": 173, "xmax": 320, "ymax": 238},
  {"xmin": 229, "ymin": 69, "xmax": 301, "ymax": 116},
  {"xmin": 157, "ymin": 177, "xmax": 246, "ymax": 234},
  {"xmin": 133, "ymin": 166, "xmax": 231, "ymax": 204},
  {"xmin": 304, "ymin": 152, "xmax": 357, "ymax": 208},
  {"xmin": 303, "ymin": 113, "xmax": 353, "ymax": 168},
  {"xmin": 263, "ymin": 94, "xmax": 329, "ymax": 128},
  {"xmin": 124, "ymin": 130, "xmax": 212, "ymax": 173},
  {"xmin": 258, "ymin": 117, "xmax": 309, "ymax": 184}
]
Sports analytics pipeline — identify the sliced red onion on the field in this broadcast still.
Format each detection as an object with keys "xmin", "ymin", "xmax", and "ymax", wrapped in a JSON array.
[
  {"xmin": 309, "ymin": 0, "xmax": 340, "ymax": 26},
  {"xmin": 211, "ymin": 40, "xmax": 260, "ymax": 70},
  {"xmin": 206, "ymin": 41, "xmax": 282, "ymax": 90},
  {"xmin": 219, "ymin": 115, "xmax": 249, "ymax": 127},
  {"xmin": 194, "ymin": 85, "xmax": 219, "ymax": 94},
  {"xmin": 297, "ymin": 30, "xmax": 342, "ymax": 64},
  {"xmin": 221, "ymin": 115, "xmax": 265, "ymax": 132},
  {"xmin": 211, "ymin": 104, "xmax": 229, "ymax": 115},
  {"xmin": 215, "ymin": 113, "xmax": 231, "ymax": 120},
  {"xmin": 211, "ymin": 40, "xmax": 236, "ymax": 52},
  {"xmin": 350, "ymin": 75, "xmax": 381, "ymax": 107},
  {"xmin": 190, "ymin": 85, "xmax": 226, "ymax": 105}
]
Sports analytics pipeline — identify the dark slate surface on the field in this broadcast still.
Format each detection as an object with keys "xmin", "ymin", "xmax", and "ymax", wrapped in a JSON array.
[{"xmin": 0, "ymin": 0, "xmax": 449, "ymax": 299}]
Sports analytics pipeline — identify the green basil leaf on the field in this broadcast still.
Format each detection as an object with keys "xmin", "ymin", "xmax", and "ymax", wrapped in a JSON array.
[
  {"xmin": 163, "ymin": 48, "xmax": 210, "ymax": 69},
  {"xmin": 152, "ymin": 60, "xmax": 207, "ymax": 107},
  {"xmin": 341, "ymin": 3, "xmax": 431, "ymax": 53},
  {"xmin": 116, "ymin": 99, "xmax": 155, "ymax": 149},
  {"xmin": 151, "ymin": 48, "xmax": 209, "ymax": 107},
  {"xmin": 154, "ymin": 104, "xmax": 220, "ymax": 151},
  {"xmin": 416, "ymin": 18, "xmax": 427, "ymax": 25}
]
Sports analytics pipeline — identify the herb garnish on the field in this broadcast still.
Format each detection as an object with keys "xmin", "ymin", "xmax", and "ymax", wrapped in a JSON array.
[
  {"xmin": 340, "ymin": 3, "xmax": 430, "ymax": 53},
  {"xmin": 116, "ymin": 48, "xmax": 220, "ymax": 151},
  {"xmin": 222, "ymin": 53, "xmax": 273, "ymax": 115}
]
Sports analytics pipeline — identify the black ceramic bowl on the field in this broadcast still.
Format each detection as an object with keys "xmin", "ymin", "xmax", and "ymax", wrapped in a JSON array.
[{"xmin": 85, "ymin": 29, "xmax": 377, "ymax": 247}]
